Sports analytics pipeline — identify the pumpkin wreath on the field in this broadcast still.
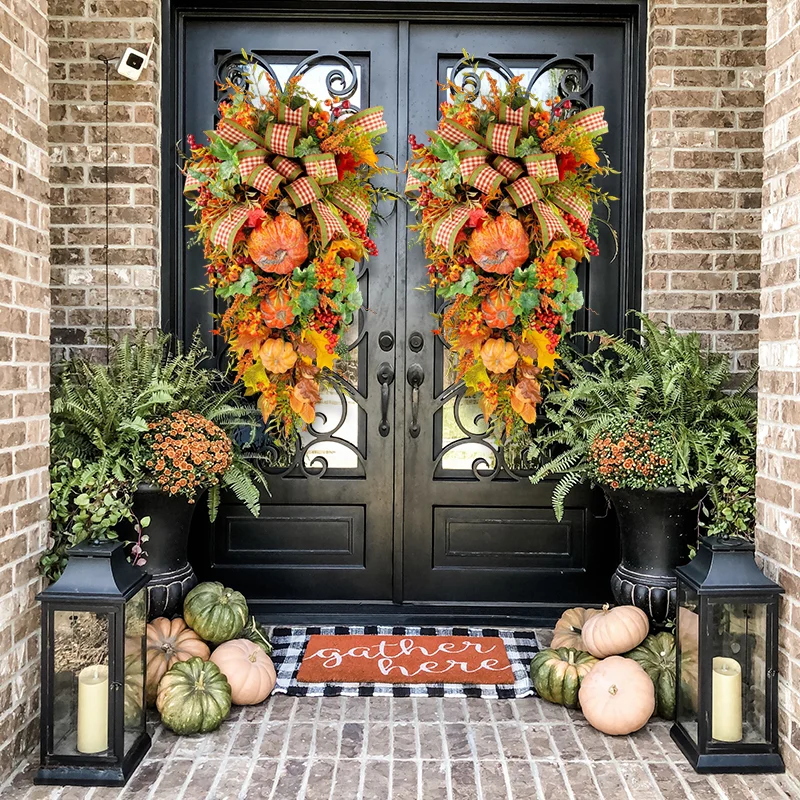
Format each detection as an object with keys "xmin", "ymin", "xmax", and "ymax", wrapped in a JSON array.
[
  {"xmin": 183, "ymin": 68, "xmax": 393, "ymax": 451},
  {"xmin": 406, "ymin": 58, "xmax": 617, "ymax": 439}
]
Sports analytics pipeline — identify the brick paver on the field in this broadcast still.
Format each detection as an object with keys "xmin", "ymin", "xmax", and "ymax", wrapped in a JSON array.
[{"xmin": 2, "ymin": 695, "xmax": 796, "ymax": 800}]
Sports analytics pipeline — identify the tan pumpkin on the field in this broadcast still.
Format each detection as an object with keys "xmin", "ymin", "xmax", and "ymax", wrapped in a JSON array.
[
  {"xmin": 260, "ymin": 338, "xmax": 297, "ymax": 374},
  {"xmin": 481, "ymin": 289, "xmax": 516, "ymax": 329},
  {"xmin": 581, "ymin": 604, "xmax": 649, "ymax": 658},
  {"xmin": 248, "ymin": 214, "xmax": 308, "ymax": 274},
  {"xmin": 468, "ymin": 214, "xmax": 529, "ymax": 274},
  {"xmin": 578, "ymin": 655, "xmax": 655, "ymax": 735},
  {"xmin": 480, "ymin": 338, "xmax": 518, "ymax": 374},
  {"xmin": 260, "ymin": 289, "xmax": 296, "ymax": 329},
  {"xmin": 145, "ymin": 617, "xmax": 210, "ymax": 706},
  {"xmin": 209, "ymin": 639, "xmax": 277, "ymax": 705},
  {"xmin": 551, "ymin": 607, "xmax": 602, "ymax": 650}
]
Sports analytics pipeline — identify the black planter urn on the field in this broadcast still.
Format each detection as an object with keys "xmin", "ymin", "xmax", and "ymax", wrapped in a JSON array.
[
  {"xmin": 605, "ymin": 486, "xmax": 703, "ymax": 627},
  {"xmin": 131, "ymin": 484, "xmax": 198, "ymax": 620}
]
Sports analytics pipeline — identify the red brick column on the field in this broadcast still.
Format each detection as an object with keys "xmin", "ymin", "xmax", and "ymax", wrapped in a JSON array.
[
  {"xmin": 644, "ymin": 0, "xmax": 767, "ymax": 376},
  {"xmin": 0, "ymin": 0, "xmax": 50, "ymax": 782},
  {"xmin": 48, "ymin": 0, "xmax": 160, "ymax": 359},
  {"xmin": 757, "ymin": 0, "xmax": 800, "ymax": 780}
]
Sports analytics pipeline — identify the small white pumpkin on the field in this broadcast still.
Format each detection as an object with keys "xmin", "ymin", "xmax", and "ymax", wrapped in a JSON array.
[
  {"xmin": 578, "ymin": 656, "xmax": 655, "ymax": 735},
  {"xmin": 209, "ymin": 639, "xmax": 276, "ymax": 705},
  {"xmin": 581, "ymin": 604, "xmax": 649, "ymax": 658}
]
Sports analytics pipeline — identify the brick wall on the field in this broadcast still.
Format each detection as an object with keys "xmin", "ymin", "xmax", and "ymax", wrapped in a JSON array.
[
  {"xmin": 0, "ymin": 0, "xmax": 50, "ymax": 782},
  {"xmin": 756, "ymin": 0, "xmax": 800, "ymax": 780},
  {"xmin": 644, "ymin": 0, "xmax": 767, "ymax": 375},
  {"xmin": 48, "ymin": 0, "xmax": 160, "ymax": 360}
]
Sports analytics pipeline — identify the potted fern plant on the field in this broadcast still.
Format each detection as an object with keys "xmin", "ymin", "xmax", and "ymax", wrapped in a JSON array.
[
  {"xmin": 47, "ymin": 331, "xmax": 269, "ymax": 618},
  {"xmin": 528, "ymin": 315, "xmax": 756, "ymax": 625}
]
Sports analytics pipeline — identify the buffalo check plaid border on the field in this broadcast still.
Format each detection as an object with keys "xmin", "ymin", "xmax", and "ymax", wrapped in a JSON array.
[{"xmin": 269, "ymin": 626, "xmax": 539, "ymax": 699}]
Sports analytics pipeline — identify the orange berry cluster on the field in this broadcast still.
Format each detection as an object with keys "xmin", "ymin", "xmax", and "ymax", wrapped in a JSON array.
[{"xmin": 144, "ymin": 410, "xmax": 233, "ymax": 502}]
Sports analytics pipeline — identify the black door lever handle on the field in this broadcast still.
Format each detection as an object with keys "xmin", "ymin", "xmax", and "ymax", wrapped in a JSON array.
[
  {"xmin": 377, "ymin": 362, "xmax": 394, "ymax": 437},
  {"xmin": 406, "ymin": 363, "xmax": 424, "ymax": 438}
]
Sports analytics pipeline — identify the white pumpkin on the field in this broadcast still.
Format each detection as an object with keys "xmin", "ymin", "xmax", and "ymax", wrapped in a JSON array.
[
  {"xmin": 581, "ymin": 604, "xmax": 649, "ymax": 658},
  {"xmin": 578, "ymin": 656, "xmax": 655, "ymax": 735},
  {"xmin": 209, "ymin": 639, "xmax": 276, "ymax": 705}
]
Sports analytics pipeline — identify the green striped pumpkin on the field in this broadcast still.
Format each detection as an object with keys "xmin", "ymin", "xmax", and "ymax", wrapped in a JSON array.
[
  {"xmin": 156, "ymin": 657, "xmax": 231, "ymax": 735},
  {"xmin": 624, "ymin": 632, "xmax": 677, "ymax": 720},
  {"xmin": 530, "ymin": 647, "xmax": 599, "ymax": 708},
  {"xmin": 183, "ymin": 581, "xmax": 248, "ymax": 645}
]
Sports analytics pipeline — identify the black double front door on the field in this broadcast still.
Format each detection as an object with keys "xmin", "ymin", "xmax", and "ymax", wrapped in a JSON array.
[{"xmin": 175, "ymin": 9, "xmax": 644, "ymax": 620}]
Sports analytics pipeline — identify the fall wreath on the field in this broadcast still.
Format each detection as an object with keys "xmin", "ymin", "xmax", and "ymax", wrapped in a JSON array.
[
  {"xmin": 183, "ymin": 69, "xmax": 391, "ymax": 449},
  {"xmin": 406, "ymin": 63, "xmax": 616, "ymax": 440}
]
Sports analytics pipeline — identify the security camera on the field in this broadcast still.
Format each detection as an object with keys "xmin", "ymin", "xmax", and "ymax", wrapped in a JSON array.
[{"xmin": 117, "ymin": 38, "xmax": 154, "ymax": 81}]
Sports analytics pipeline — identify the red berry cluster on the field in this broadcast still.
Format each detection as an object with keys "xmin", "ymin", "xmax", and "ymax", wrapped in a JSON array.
[
  {"xmin": 187, "ymin": 134, "xmax": 199, "ymax": 151},
  {"xmin": 330, "ymin": 98, "xmax": 351, "ymax": 119},
  {"xmin": 563, "ymin": 213, "xmax": 600, "ymax": 257},
  {"xmin": 310, "ymin": 309, "xmax": 341, "ymax": 353},
  {"xmin": 197, "ymin": 185, "xmax": 211, "ymax": 208},
  {"xmin": 416, "ymin": 185, "xmax": 434, "ymax": 208},
  {"xmin": 341, "ymin": 212, "xmax": 378, "ymax": 256}
]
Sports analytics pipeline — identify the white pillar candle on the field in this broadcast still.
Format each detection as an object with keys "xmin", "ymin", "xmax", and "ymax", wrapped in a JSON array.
[
  {"xmin": 712, "ymin": 656, "xmax": 743, "ymax": 742},
  {"xmin": 77, "ymin": 664, "xmax": 109, "ymax": 754}
]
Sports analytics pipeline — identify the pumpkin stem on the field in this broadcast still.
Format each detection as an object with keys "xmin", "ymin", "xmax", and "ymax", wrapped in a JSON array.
[
  {"xmin": 608, "ymin": 684, "xmax": 618, "ymax": 696},
  {"xmin": 568, "ymin": 651, "xmax": 575, "ymax": 665},
  {"xmin": 249, "ymin": 652, "xmax": 258, "ymax": 663},
  {"xmin": 601, "ymin": 603, "xmax": 611, "ymax": 612}
]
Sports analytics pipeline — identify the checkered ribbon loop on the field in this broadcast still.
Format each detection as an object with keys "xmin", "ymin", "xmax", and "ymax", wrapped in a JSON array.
[
  {"xmin": 431, "ymin": 205, "xmax": 472, "ymax": 255},
  {"xmin": 265, "ymin": 122, "xmax": 298, "ymax": 157},
  {"xmin": 549, "ymin": 183, "xmax": 592, "ymax": 227},
  {"xmin": 497, "ymin": 102, "xmax": 531, "ymax": 134},
  {"xmin": 277, "ymin": 101, "xmax": 310, "ymax": 133},
  {"xmin": 237, "ymin": 148, "xmax": 268, "ymax": 180},
  {"xmin": 486, "ymin": 123, "xmax": 520, "ymax": 158},
  {"xmin": 523, "ymin": 153, "xmax": 559, "ymax": 185},
  {"xmin": 302, "ymin": 153, "xmax": 338, "ymax": 185},
  {"xmin": 344, "ymin": 107, "xmax": 388, "ymax": 137},
  {"xmin": 329, "ymin": 184, "xmax": 371, "ymax": 227},
  {"xmin": 210, "ymin": 205, "xmax": 250, "ymax": 254},
  {"xmin": 568, "ymin": 105, "xmax": 608, "ymax": 137}
]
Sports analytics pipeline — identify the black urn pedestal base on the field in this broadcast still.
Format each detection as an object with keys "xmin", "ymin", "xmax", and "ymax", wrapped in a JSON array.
[
  {"xmin": 606, "ymin": 486, "xmax": 703, "ymax": 626},
  {"xmin": 130, "ymin": 485, "xmax": 198, "ymax": 620}
]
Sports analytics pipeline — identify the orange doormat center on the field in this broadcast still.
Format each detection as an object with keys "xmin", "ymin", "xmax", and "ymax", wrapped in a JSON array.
[{"xmin": 296, "ymin": 634, "xmax": 515, "ymax": 684}]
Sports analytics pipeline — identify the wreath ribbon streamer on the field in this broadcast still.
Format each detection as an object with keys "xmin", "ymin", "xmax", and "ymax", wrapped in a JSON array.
[
  {"xmin": 406, "ymin": 102, "xmax": 604, "ymax": 254},
  {"xmin": 185, "ymin": 102, "xmax": 387, "ymax": 252}
]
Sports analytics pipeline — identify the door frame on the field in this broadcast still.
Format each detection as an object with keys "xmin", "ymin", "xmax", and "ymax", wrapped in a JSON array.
[{"xmin": 160, "ymin": 0, "xmax": 647, "ymax": 625}]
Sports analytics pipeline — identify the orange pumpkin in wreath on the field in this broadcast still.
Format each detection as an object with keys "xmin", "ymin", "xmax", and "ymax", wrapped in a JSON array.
[
  {"xmin": 481, "ymin": 288, "xmax": 516, "ymax": 329},
  {"xmin": 259, "ymin": 339, "xmax": 297, "ymax": 374},
  {"xmin": 260, "ymin": 289, "xmax": 295, "ymax": 329},
  {"xmin": 480, "ymin": 338, "xmax": 518, "ymax": 374},
  {"xmin": 468, "ymin": 214, "xmax": 529, "ymax": 274},
  {"xmin": 248, "ymin": 214, "xmax": 308, "ymax": 274}
]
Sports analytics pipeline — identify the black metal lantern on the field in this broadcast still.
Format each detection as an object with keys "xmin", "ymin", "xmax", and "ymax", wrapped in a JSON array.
[
  {"xmin": 36, "ymin": 540, "xmax": 150, "ymax": 786},
  {"xmin": 671, "ymin": 536, "xmax": 784, "ymax": 774}
]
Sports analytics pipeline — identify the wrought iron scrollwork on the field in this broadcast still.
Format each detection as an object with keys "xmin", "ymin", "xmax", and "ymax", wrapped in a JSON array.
[
  {"xmin": 216, "ymin": 51, "xmax": 280, "ymax": 94},
  {"xmin": 448, "ymin": 53, "xmax": 593, "ymax": 111}
]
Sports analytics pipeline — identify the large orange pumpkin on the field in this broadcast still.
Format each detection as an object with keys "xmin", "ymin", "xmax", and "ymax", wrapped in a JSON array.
[
  {"xmin": 209, "ymin": 639, "xmax": 277, "ymax": 705},
  {"xmin": 260, "ymin": 289, "xmax": 295, "ymax": 329},
  {"xmin": 468, "ymin": 214, "xmax": 529, "ymax": 274},
  {"xmin": 145, "ymin": 617, "xmax": 210, "ymax": 706},
  {"xmin": 248, "ymin": 214, "xmax": 308, "ymax": 274},
  {"xmin": 480, "ymin": 338, "xmax": 518, "ymax": 374},
  {"xmin": 481, "ymin": 289, "xmax": 516, "ymax": 329},
  {"xmin": 581, "ymin": 604, "xmax": 650, "ymax": 658},
  {"xmin": 260, "ymin": 339, "xmax": 297, "ymax": 374}
]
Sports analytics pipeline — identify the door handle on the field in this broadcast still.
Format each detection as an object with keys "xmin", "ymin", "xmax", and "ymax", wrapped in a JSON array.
[
  {"xmin": 377, "ymin": 362, "xmax": 394, "ymax": 437},
  {"xmin": 406, "ymin": 363, "xmax": 424, "ymax": 439}
]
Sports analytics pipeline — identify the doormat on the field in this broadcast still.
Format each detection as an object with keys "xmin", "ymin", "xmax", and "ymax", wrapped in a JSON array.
[{"xmin": 270, "ymin": 626, "xmax": 539, "ymax": 698}]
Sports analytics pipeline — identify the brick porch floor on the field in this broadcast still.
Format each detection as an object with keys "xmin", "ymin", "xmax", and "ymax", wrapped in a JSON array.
[{"xmin": 2, "ymin": 632, "xmax": 798, "ymax": 800}]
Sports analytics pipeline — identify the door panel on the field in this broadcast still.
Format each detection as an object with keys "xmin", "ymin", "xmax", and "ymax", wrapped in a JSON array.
[
  {"xmin": 401, "ymin": 24, "xmax": 625, "ymax": 604},
  {"xmin": 183, "ymin": 21, "xmax": 400, "ymax": 600},
  {"xmin": 177, "ymin": 12, "xmax": 642, "ymax": 616}
]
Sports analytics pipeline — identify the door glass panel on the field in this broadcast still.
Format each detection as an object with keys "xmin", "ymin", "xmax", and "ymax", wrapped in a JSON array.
[
  {"xmin": 245, "ymin": 62, "xmax": 363, "ymax": 107},
  {"xmin": 300, "ymin": 390, "xmax": 360, "ymax": 470}
]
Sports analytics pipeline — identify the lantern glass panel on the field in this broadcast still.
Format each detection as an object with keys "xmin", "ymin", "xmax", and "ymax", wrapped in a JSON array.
[
  {"xmin": 123, "ymin": 588, "xmax": 147, "ymax": 750},
  {"xmin": 709, "ymin": 600, "xmax": 768, "ymax": 745},
  {"xmin": 52, "ymin": 610, "xmax": 111, "ymax": 757},
  {"xmin": 676, "ymin": 583, "xmax": 700, "ymax": 744}
]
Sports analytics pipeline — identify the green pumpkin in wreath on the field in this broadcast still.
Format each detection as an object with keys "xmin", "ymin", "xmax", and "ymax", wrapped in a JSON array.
[
  {"xmin": 530, "ymin": 647, "xmax": 598, "ymax": 709},
  {"xmin": 156, "ymin": 657, "xmax": 232, "ymax": 735},
  {"xmin": 183, "ymin": 581, "xmax": 248, "ymax": 645},
  {"xmin": 624, "ymin": 631, "xmax": 677, "ymax": 720}
]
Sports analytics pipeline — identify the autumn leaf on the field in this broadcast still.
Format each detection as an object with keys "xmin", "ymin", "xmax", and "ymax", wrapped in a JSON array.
[
  {"xmin": 521, "ymin": 328, "xmax": 558, "ymax": 371},
  {"xmin": 302, "ymin": 329, "xmax": 336, "ymax": 370},
  {"xmin": 290, "ymin": 379, "xmax": 321, "ymax": 425},
  {"xmin": 257, "ymin": 390, "xmax": 277, "ymax": 422},
  {"xmin": 510, "ymin": 378, "xmax": 542, "ymax": 424}
]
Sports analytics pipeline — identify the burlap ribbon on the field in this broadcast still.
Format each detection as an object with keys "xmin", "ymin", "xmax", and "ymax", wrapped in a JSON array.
[
  {"xmin": 406, "ymin": 103, "xmax": 605, "ymax": 254},
  {"xmin": 185, "ymin": 103, "xmax": 387, "ymax": 253}
]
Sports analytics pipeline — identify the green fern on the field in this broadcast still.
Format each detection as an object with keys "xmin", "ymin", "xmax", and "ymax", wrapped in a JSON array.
[
  {"xmin": 529, "ymin": 313, "xmax": 756, "ymax": 529},
  {"xmin": 45, "ymin": 330, "xmax": 270, "ymax": 581}
]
